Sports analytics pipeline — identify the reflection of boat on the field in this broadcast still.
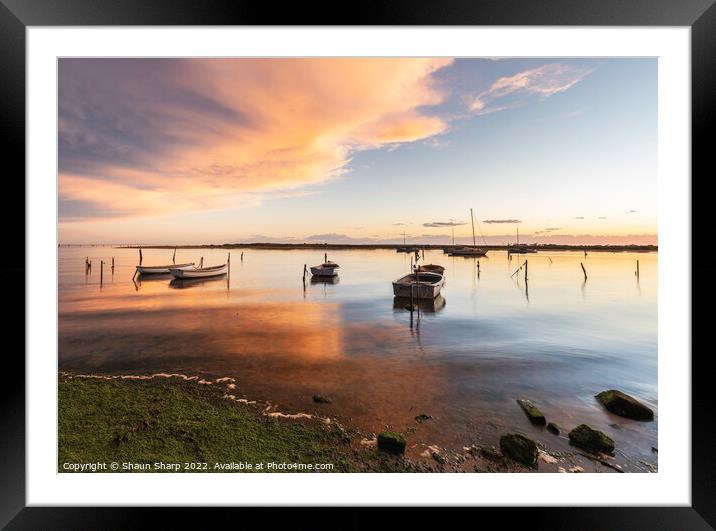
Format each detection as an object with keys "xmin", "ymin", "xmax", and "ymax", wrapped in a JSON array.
[
  {"xmin": 418, "ymin": 264, "xmax": 445, "ymax": 274},
  {"xmin": 170, "ymin": 263, "xmax": 228, "ymax": 278},
  {"xmin": 393, "ymin": 294, "xmax": 446, "ymax": 312},
  {"xmin": 135, "ymin": 273, "xmax": 173, "ymax": 282},
  {"xmin": 169, "ymin": 276, "xmax": 226, "ymax": 289},
  {"xmin": 310, "ymin": 261, "xmax": 340, "ymax": 277},
  {"xmin": 310, "ymin": 275, "xmax": 340, "ymax": 285},
  {"xmin": 392, "ymin": 271, "xmax": 445, "ymax": 299},
  {"xmin": 137, "ymin": 263, "xmax": 194, "ymax": 275}
]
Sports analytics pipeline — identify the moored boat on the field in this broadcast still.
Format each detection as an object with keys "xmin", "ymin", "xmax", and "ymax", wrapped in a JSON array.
[
  {"xmin": 136, "ymin": 262, "xmax": 194, "ymax": 275},
  {"xmin": 418, "ymin": 264, "xmax": 445, "ymax": 274},
  {"xmin": 392, "ymin": 271, "xmax": 445, "ymax": 299},
  {"xmin": 449, "ymin": 247, "xmax": 488, "ymax": 257},
  {"xmin": 169, "ymin": 263, "xmax": 228, "ymax": 279},
  {"xmin": 310, "ymin": 261, "xmax": 340, "ymax": 277}
]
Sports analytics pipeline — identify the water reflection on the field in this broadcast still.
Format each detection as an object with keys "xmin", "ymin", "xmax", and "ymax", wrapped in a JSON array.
[
  {"xmin": 58, "ymin": 246, "xmax": 658, "ymax": 470},
  {"xmin": 393, "ymin": 295, "xmax": 446, "ymax": 313}
]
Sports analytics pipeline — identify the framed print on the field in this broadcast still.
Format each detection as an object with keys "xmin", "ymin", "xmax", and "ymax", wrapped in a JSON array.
[{"xmin": 3, "ymin": 0, "xmax": 714, "ymax": 527}]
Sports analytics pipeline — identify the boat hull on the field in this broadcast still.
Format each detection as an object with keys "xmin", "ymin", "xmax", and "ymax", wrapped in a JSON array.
[
  {"xmin": 449, "ymin": 248, "xmax": 488, "ymax": 257},
  {"xmin": 310, "ymin": 266, "xmax": 338, "ymax": 277},
  {"xmin": 170, "ymin": 264, "xmax": 228, "ymax": 278},
  {"xmin": 137, "ymin": 263, "xmax": 194, "ymax": 275},
  {"xmin": 392, "ymin": 272, "xmax": 445, "ymax": 299}
]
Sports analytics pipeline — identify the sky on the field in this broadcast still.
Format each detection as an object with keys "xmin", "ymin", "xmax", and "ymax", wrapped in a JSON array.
[{"xmin": 58, "ymin": 57, "xmax": 657, "ymax": 245}]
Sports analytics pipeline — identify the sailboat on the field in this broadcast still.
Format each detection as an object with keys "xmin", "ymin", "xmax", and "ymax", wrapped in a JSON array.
[
  {"xmin": 449, "ymin": 208, "xmax": 488, "ymax": 257},
  {"xmin": 507, "ymin": 228, "xmax": 537, "ymax": 254}
]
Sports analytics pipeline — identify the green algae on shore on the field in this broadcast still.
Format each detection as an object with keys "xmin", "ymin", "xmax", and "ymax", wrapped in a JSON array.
[{"xmin": 59, "ymin": 374, "xmax": 362, "ymax": 472}]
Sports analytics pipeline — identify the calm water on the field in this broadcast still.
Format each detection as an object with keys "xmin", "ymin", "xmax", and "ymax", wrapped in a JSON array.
[{"xmin": 59, "ymin": 246, "xmax": 658, "ymax": 471}]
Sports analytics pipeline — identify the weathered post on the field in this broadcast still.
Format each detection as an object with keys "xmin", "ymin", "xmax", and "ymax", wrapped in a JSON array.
[
  {"xmin": 524, "ymin": 260, "xmax": 528, "ymax": 281},
  {"xmin": 227, "ymin": 252, "xmax": 231, "ymax": 277},
  {"xmin": 324, "ymin": 252, "xmax": 327, "ymax": 263},
  {"xmin": 636, "ymin": 260, "xmax": 640, "ymax": 277},
  {"xmin": 111, "ymin": 257, "xmax": 115, "ymax": 274},
  {"xmin": 303, "ymin": 264, "xmax": 308, "ymax": 281},
  {"xmin": 580, "ymin": 262, "xmax": 587, "ymax": 280},
  {"xmin": 139, "ymin": 248, "xmax": 143, "ymax": 265},
  {"xmin": 100, "ymin": 260, "xmax": 104, "ymax": 285},
  {"xmin": 172, "ymin": 247, "xmax": 176, "ymax": 264},
  {"xmin": 200, "ymin": 256, "xmax": 204, "ymax": 268},
  {"xmin": 241, "ymin": 251, "xmax": 244, "ymax": 262}
]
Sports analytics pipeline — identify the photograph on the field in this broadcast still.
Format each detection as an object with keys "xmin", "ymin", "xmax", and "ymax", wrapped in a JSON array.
[{"xmin": 57, "ymin": 56, "xmax": 658, "ymax": 474}]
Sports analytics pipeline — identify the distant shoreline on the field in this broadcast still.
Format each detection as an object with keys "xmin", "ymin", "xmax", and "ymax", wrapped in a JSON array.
[{"xmin": 98, "ymin": 243, "xmax": 658, "ymax": 252}]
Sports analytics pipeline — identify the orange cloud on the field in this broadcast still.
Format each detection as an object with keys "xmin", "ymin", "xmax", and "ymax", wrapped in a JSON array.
[{"xmin": 59, "ymin": 58, "xmax": 453, "ymax": 221}]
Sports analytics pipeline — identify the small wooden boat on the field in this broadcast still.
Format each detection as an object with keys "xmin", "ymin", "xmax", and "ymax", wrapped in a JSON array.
[
  {"xmin": 169, "ymin": 263, "xmax": 228, "ymax": 279},
  {"xmin": 136, "ymin": 262, "xmax": 194, "ymax": 275},
  {"xmin": 418, "ymin": 264, "xmax": 445, "ymax": 274},
  {"xmin": 310, "ymin": 261, "xmax": 340, "ymax": 277},
  {"xmin": 449, "ymin": 247, "xmax": 488, "ymax": 257},
  {"xmin": 392, "ymin": 271, "xmax": 445, "ymax": 299},
  {"xmin": 507, "ymin": 245, "xmax": 537, "ymax": 254}
]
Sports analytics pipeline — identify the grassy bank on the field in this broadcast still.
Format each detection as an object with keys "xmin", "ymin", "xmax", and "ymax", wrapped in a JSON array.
[{"xmin": 58, "ymin": 374, "xmax": 419, "ymax": 473}]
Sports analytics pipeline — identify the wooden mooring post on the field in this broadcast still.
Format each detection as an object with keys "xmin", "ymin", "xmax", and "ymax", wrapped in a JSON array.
[
  {"xmin": 200, "ymin": 256, "xmax": 204, "ymax": 268},
  {"xmin": 111, "ymin": 257, "xmax": 115, "ymax": 274},
  {"xmin": 241, "ymin": 251, "xmax": 244, "ymax": 262},
  {"xmin": 172, "ymin": 247, "xmax": 176, "ymax": 264},
  {"xmin": 580, "ymin": 262, "xmax": 587, "ymax": 281},
  {"xmin": 636, "ymin": 260, "xmax": 640, "ymax": 278},
  {"xmin": 100, "ymin": 260, "xmax": 104, "ymax": 285},
  {"xmin": 303, "ymin": 264, "xmax": 308, "ymax": 281},
  {"xmin": 139, "ymin": 248, "xmax": 143, "ymax": 265},
  {"xmin": 524, "ymin": 260, "xmax": 528, "ymax": 281}
]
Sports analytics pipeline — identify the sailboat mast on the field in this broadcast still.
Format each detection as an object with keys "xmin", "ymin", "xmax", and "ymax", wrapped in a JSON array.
[
  {"xmin": 470, "ymin": 208, "xmax": 476, "ymax": 246},
  {"xmin": 452, "ymin": 225, "xmax": 455, "ymax": 245},
  {"xmin": 517, "ymin": 227, "xmax": 519, "ymax": 245}
]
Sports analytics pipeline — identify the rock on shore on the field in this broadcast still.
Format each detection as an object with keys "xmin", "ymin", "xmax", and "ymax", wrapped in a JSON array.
[
  {"xmin": 516, "ymin": 399, "xmax": 546, "ymax": 425},
  {"xmin": 568, "ymin": 424, "xmax": 615, "ymax": 454},
  {"xmin": 377, "ymin": 431, "xmax": 406, "ymax": 454},
  {"xmin": 595, "ymin": 390, "xmax": 654, "ymax": 420},
  {"xmin": 499, "ymin": 433, "xmax": 538, "ymax": 468}
]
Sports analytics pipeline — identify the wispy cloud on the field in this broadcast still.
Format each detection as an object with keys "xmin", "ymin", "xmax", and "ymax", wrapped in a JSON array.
[
  {"xmin": 469, "ymin": 64, "xmax": 594, "ymax": 115},
  {"xmin": 482, "ymin": 219, "xmax": 521, "ymax": 224},
  {"xmin": 626, "ymin": 210, "xmax": 638, "ymax": 213},
  {"xmin": 423, "ymin": 220, "xmax": 467, "ymax": 228}
]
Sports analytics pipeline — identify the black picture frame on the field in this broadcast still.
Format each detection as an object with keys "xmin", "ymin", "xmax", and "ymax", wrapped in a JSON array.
[{"xmin": 2, "ymin": 0, "xmax": 713, "ymax": 528}]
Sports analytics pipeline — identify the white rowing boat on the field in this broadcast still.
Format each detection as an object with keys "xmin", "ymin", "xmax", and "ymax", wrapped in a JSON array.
[
  {"xmin": 310, "ymin": 261, "xmax": 340, "ymax": 277},
  {"xmin": 136, "ymin": 262, "xmax": 195, "ymax": 275},
  {"xmin": 169, "ymin": 263, "xmax": 228, "ymax": 279},
  {"xmin": 392, "ymin": 271, "xmax": 445, "ymax": 299}
]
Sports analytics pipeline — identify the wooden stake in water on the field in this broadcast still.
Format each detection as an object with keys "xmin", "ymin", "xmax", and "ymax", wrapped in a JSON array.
[
  {"xmin": 303, "ymin": 264, "xmax": 308, "ymax": 281},
  {"xmin": 324, "ymin": 252, "xmax": 327, "ymax": 263},
  {"xmin": 580, "ymin": 262, "xmax": 588, "ymax": 280},
  {"xmin": 636, "ymin": 260, "xmax": 640, "ymax": 278},
  {"xmin": 227, "ymin": 252, "xmax": 231, "ymax": 278},
  {"xmin": 172, "ymin": 247, "xmax": 176, "ymax": 264},
  {"xmin": 200, "ymin": 256, "xmax": 204, "ymax": 268},
  {"xmin": 111, "ymin": 257, "xmax": 115, "ymax": 274},
  {"xmin": 241, "ymin": 251, "xmax": 244, "ymax": 262},
  {"xmin": 139, "ymin": 248, "xmax": 143, "ymax": 265},
  {"xmin": 524, "ymin": 259, "xmax": 528, "ymax": 281},
  {"xmin": 100, "ymin": 260, "xmax": 104, "ymax": 285}
]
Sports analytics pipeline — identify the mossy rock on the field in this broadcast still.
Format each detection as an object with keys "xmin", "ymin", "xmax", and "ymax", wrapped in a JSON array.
[
  {"xmin": 516, "ymin": 399, "xmax": 546, "ymax": 425},
  {"xmin": 499, "ymin": 433, "xmax": 538, "ymax": 468},
  {"xmin": 546, "ymin": 422, "xmax": 560, "ymax": 435},
  {"xmin": 377, "ymin": 431, "xmax": 406, "ymax": 454},
  {"xmin": 568, "ymin": 424, "xmax": 615, "ymax": 454},
  {"xmin": 595, "ymin": 390, "xmax": 654, "ymax": 421},
  {"xmin": 312, "ymin": 394, "xmax": 332, "ymax": 404}
]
